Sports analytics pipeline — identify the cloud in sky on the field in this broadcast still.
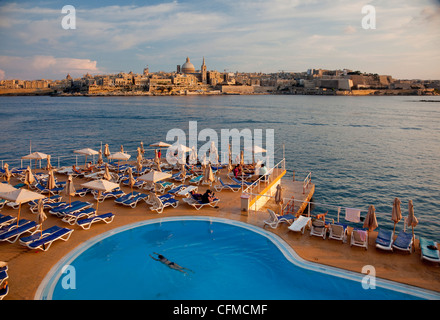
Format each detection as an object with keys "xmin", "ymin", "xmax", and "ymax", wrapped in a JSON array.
[{"xmin": 0, "ymin": 0, "xmax": 439, "ymax": 80}]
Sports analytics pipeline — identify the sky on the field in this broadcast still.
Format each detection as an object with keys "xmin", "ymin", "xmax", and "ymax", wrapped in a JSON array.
[{"xmin": 0, "ymin": 0, "xmax": 439, "ymax": 80}]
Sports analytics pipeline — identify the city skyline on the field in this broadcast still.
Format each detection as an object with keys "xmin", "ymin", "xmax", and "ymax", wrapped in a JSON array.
[{"xmin": 0, "ymin": 0, "xmax": 439, "ymax": 81}]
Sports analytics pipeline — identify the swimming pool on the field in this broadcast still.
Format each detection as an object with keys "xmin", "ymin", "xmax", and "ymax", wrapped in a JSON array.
[{"xmin": 37, "ymin": 217, "xmax": 439, "ymax": 300}]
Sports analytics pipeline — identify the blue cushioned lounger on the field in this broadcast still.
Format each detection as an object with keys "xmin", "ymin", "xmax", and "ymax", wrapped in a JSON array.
[
  {"xmin": 420, "ymin": 237, "xmax": 440, "ymax": 263},
  {"xmin": 24, "ymin": 227, "xmax": 74, "ymax": 251},
  {"xmin": 76, "ymin": 212, "xmax": 115, "ymax": 230},
  {"xmin": 0, "ymin": 220, "xmax": 38, "ymax": 243},
  {"xmin": 375, "ymin": 229, "xmax": 394, "ymax": 251},
  {"xmin": 392, "ymin": 231, "xmax": 413, "ymax": 252}
]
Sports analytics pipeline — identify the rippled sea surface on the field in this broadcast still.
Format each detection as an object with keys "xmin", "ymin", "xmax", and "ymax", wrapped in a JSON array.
[{"xmin": 0, "ymin": 95, "xmax": 439, "ymax": 240}]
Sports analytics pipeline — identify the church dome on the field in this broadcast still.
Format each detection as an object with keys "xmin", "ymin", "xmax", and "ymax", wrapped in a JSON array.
[{"xmin": 181, "ymin": 57, "xmax": 195, "ymax": 74}]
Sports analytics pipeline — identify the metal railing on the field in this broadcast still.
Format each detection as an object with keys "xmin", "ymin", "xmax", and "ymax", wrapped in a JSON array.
[{"xmin": 241, "ymin": 158, "xmax": 286, "ymax": 211}]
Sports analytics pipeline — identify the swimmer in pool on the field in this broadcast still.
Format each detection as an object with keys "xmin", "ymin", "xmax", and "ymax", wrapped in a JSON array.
[{"xmin": 149, "ymin": 252, "xmax": 194, "ymax": 274}]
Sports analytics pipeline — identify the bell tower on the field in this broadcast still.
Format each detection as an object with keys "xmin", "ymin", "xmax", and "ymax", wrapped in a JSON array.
[{"xmin": 201, "ymin": 57, "xmax": 207, "ymax": 84}]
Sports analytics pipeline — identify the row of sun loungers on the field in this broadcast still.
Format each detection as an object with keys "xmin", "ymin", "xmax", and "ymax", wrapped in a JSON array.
[{"xmin": 264, "ymin": 209, "xmax": 439, "ymax": 263}]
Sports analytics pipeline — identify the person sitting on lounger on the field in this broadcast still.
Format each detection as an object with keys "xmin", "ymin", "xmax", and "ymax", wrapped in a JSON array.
[
  {"xmin": 84, "ymin": 162, "xmax": 94, "ymax": 172},
  {"xmin": 189, "ymin": 190, "xmax": 202, "ymax": 201},
  {"xmin": 201, "ymin": 190, "xmax": 216, "ymax": 204},
  {"xmin": 233, "ymin": 165, "xmax": 242, "ymax": 178},
  {"xmin": 72, "ymin": 165, "xmax": 82, "ymax": 174},
  {"xmin": 149, "ymin": 252, "xmax": 193, "ymax": 275}
]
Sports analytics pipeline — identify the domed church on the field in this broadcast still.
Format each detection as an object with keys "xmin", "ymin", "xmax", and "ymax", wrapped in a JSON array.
[
  {"xmin": 178, "ymin": 57, "xmax": 208, "ymax": 84},
  {"xmin": 181, "ymin": 57, "xmax": 196, "ymax": 74}
]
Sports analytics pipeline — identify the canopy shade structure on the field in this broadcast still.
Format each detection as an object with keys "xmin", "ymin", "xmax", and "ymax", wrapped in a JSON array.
[{"xmin": 150, "ymin": 142, "xmax": 172, "ymax": 148}]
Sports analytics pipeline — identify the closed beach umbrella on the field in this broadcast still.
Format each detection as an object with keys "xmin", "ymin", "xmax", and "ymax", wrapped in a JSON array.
[
  {"xmin": 275, "ymin": 184, "xmax": 284, "ymax": 214},
  {"xmin": 120, "ymin": 145, "xmax": 124, "ymax": 153},
  {"xmin": 209, "ymin": 141, "xmax": 219, "ymax": 165},
  {"xmin": 240, "ymin": 150, "xmax": 244, "ymax": 166},
  {"xmin": 97, "ymin": 150, "xmax": 103, "ymax": 166},
  {"xmin": 227, "ymin": 144, "xmax": 233, "ymax": 172},
  {"xmin": 24, "ymin": 166, "xmax": 35, "ymax": 188},
  {"xmin": 203, "ymin": 163, "xmax": 214, "ymax": 184},
  {"xmin": 407, "ymin": 200, "xmax": 418, "ymax": 250},
  {"xmin": 103, "ymin": 163, "xmax": 111, "ymax": 181},
  {"xmin": 46, "ymin": 169, "xmax": 56, "ymax": 190},
  {"xmin": 136, "ymin": 157, "xmax": 142, "ymax": 173},
  {"xmin": 104, "ymin": 144, "xmax": 111, "ymax": 158},
  {"xmin": 154, "ymin": 150, "xmax": 161, "ymax": 172},
  {"xmin": 3, "ymin": 163, "xmax": 11, "ymax": 183},
  {"xmin": 45, "ymin": 155, "xmax": 52, "ymax": 170},
  {"xmin": 127, "ymin": 167, "xmax": 135, "ymax": 194},
  {"xmin": 189, "ymin": 146, "xmax": 198, "ymax": 165},
  {"xmin": 37, "ymin": 199, "xmax": 47, "ymax": 237},
  {"xmin": 140, "ymin": 142, "xmax": 145, "ymax": 155},
  {"xmin": 0, "ymin": 188, "xmax": 45, "ymax": 225},
  {"xmin": 137, "ymin": 147, "xmax": 142, "ymax": 161},
  {"xmin": 363, "ymin": 205, "xmax": 378, "ymax": 232},
  {"xmin": 391, "ymin": 197, "xmax": 402, "ymax": 234},
  {"xmin": 46, "ymin": 169, "xmax": 56, "ymax": 199},
  {"xmin": 81, "ymin": 179, "xmax": 120, "ymax": 215},
  {"xmin": 64, "ymin": 175, "xmax": 76, "ymax": 204}
]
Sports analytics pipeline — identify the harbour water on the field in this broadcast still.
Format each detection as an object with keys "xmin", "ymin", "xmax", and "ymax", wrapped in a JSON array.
[{"xmin": 0, "ymin": 95, "xmax": 439, "ymax": 241}]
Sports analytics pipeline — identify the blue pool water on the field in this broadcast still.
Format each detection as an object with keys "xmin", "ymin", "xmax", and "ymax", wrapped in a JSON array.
[
  {"xmin": 40, "ymin": 218, "xmax": 435, "ymax": 300},
  {"xmin": 1, "ymin": 95, "xmax": 439, "ymax": 241}
]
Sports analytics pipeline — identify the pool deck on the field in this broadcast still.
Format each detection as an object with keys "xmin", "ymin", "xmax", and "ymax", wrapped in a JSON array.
[{"xmin": 1, "ymin": 167, "xmax": 439, "ymax": 300}]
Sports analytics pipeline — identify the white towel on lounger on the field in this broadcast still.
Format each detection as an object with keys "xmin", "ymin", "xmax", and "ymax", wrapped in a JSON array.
[{"xmin": 345, "ymin": 208, "xmax": 361, "ymax": 223}]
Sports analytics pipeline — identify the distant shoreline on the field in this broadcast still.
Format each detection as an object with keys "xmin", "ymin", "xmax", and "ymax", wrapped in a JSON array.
[{"xmin": 0, "ymin": 90, "xmax": 439, "ymax": 98}]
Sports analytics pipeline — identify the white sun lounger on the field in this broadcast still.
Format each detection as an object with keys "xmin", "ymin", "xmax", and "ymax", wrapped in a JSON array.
[
  {"xmin": 287, "ymin": 216, "xmax": 311, "ymax": 234},
  {"xmin": 350, "ymin": 229, "xmax": 368, "ymax": 250},
  {"xmin": 20, "ymin": 226, "xmax": 74, "ymax": 251},
  {"xmin": 310, "ymin": 219, "xmax": 327, "ymax": 239},
  {"xmin": 328, "ymin": 223, "xmax": 348, "ymax": 243},
  {"xmin": 263, "ymin": 209, "xmax": 295, "ymax": 229},
  {"xmin": 76, "ymin": 212, "xmax": 115, "ymax": 230},
  {"xmin": 176, "ymin": 185, "xmax": 198, "ymax": 197}
]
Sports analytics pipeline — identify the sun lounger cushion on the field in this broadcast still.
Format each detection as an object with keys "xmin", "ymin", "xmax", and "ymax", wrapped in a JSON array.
[
  {"xmin": 420, "ymin": 237, "xmax": 439, "ymax": 263},
  {"xmin": 392, "ymin": 231, "xmax": 413, "ymax": 252},
  {"xmin": 375, "ymin": 229, "xmax": 393, "ymax": 250},
  {"xmin": 76, "ymin": 212, "xmax": 115, "ymax": 230},
  {"xmin": 0, "ymin": 220, "xmax": 38, "ymax": 243}
]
